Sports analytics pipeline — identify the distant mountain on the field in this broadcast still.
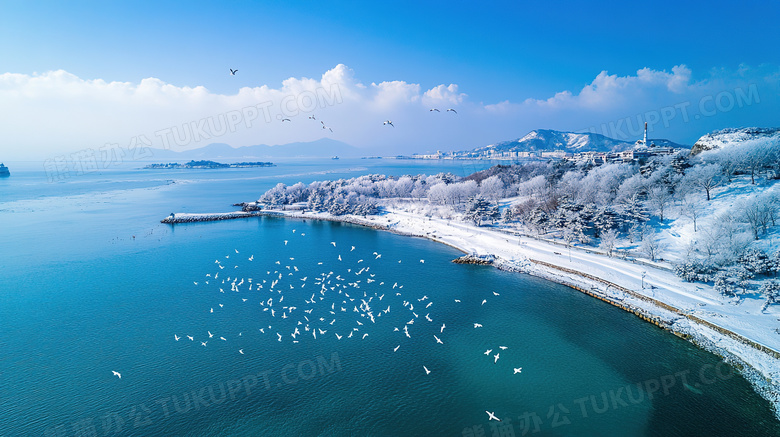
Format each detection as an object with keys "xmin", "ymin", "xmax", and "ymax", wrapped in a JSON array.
[
  {"xmin": 470, "ymin": 129, "xmax": 685, "ymax": 155},
  {"xmin": 145, "ymin": 138, "xmax": 360, "ymax": 162},
  {"xmin": 691, "ymin": 127, "xmax": 780, "ymax": 155}
]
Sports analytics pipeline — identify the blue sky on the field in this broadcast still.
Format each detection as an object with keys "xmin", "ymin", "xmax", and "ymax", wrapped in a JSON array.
[{"xmin": 1, "ymin": 1, "xmax": 779, "ymax": 158}]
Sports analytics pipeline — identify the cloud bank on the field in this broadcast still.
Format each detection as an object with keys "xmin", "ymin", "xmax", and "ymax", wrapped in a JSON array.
[{"xmin": 1, "ymin": 63, "xmax": 778, "ymax": 160}]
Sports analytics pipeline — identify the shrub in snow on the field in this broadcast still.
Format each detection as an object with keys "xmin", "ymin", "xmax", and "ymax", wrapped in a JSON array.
[
  {"xmin": 759, "ymin": 279, "xmax": 780, "ymax": 309},
  {"xmin": 713, "ymin": 271, "xmax": 738, "ymax": 297},
  {"xmin": 737, "ymin": 248, "xmax": 774, "ymax": 275},
  {"xmin": 674, "ymin": 259, "xmax": 718, "ymax": 282},
  {"xmin": 464, "ymin": 195, "xmax": 499, "ymax": 226}
]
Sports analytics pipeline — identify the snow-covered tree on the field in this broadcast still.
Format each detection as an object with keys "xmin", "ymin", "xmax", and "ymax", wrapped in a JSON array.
[
  {"xmin": 479, "ymin": 175, "xmax": 505, "ymax": 202},
  {"xmin": 647, "ymin": 186, "xmax": 673, "ymax": 222},
  {"xmin": 713, "ymin": 271, "xmax": 737, "ymax": 297},
  {"xmin": 464, "ymin": 195, "xmax": 499, "ymax": 226},
  {"xmin": 738, "ymin": 248, "xmax": 774, "ymax": 275},
  {"xmin": 599, "ymin": 228, "xmax": 619, "ymax": 257},
  {"xmin": 679, "ymin": 193, "xmax": 704, "ymax": 232},
  {"xmin": 682, "ymin": 163, "xmax": 722, "ymax": 201},
  {"xmin": 641, "ymin": 236, "xmax": 662, "ymax": 261},
  {"xmin": 674, "ymin": 259, "xmax": 718, "ymax": 282},
  {"xmin": 259, "ymin": 182, "xmax": 288, "ymax": 206},
  {"xmin": 759, "ymin": 279, "xmax": 780, "ymax": 310}
]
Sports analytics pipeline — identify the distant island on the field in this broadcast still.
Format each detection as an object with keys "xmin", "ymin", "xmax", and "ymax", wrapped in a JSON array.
[{"xmin": 144, "ymin": 160, "xmax": 275, "ymax": 169}]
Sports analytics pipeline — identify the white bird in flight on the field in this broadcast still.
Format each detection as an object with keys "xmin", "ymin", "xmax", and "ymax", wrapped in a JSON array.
[
  {"xmin": 433, "ymin": 335, "xmax": 443, "ymax": 344},
  {"xmin": 484, "ymin": 349, "xmax": 492, "ymax": 355},
  {"xmin": 447, "ymin": 108, "xmax": 458, "ymax": 114},
  {"xmin": 513, "ymin": 368, "xmax": 523, "ymax": 374},
  {"xmin": 474, "ymin": 323, "xmax": 483, "ymax": 328},
  {"xmin": 383, "ymin": 120, "xmax": 394, "ymax": 127},
  {"xmin": 112, "ymin": 371, "xmax": 122, "ymax": 379},
  {"xmin": 486, "ymin": 411, "xmax": 500, "ymax": 421},
  {"xmin": 423, "ymin": 366, "xmax": 430, "ymax": 375},
  {"xmin": 494, "ymin": 353, "xmax": 500, "ymax": 363},
  {"xmin": 174, "ymin": 334, "xmax": 180, "ymax": 341}
]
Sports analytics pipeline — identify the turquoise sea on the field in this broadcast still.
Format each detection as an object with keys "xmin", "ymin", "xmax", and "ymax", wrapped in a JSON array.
[{"xmin": 1, "ymin": 158, "xmax": 779, "ymax": 436}]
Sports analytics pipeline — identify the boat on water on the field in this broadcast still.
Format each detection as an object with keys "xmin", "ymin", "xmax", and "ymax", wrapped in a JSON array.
[{"xmin": 0, "ymin": 163, "xmax": 9, "ymax": 177}]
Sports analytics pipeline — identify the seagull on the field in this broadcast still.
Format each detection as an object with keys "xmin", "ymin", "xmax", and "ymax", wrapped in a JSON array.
[
  {"xmin": 447, "ymin": 108, "xmax": 457, "ymax": 114},
  {"xmin": 187, "ymin": 335, "xmax": 194, "ymax": 341},
  {"xmin": 493, "ymin": 291, "xmax": 500, "ymax": 296},
  {"xmin": 494, "ymin": 353, "xmax": 500, "ymax": 363},
  {"xmin": 239, "ymin": 349, "xmax": 244, "ymax": 354},
  {"xmin": 423, "ymin": 366, "xmax": 431, "ymax": 375},
  {"xmin": 309, "ymin": 115, "xmax": 316, "ymax": 120},
  {"xmin": 229, "ymin": 69, "xmax": 237, "ymax": 75},
  {"xmin": 220, "ymin": 337, "xmax": 227, "ymax": 341},
  {"xmin": 513, "ymin": 368, "xmax": 522, "ymax": 374},
  {"xmin": 331, "ymin": 242, "xmax": 336, "ymax": 247},
  {"xmin": 383, "ymin": 120, "xmax": 394, "ymax": 127},
  {"xmin": 281, "ymin": 118, "xmax": 291, "ymax": 122},
  {"xmin": 481, "ymin": 299, "xmax": 487, "ymax": 305},
  {"xmin": 486, "ymin": 411, "xmax": 500, "ymax": 422},
  {"xmin": 351, "ymin": 246, "xmax": 355, "ymax": 251},
  {"xmin": 336, "ymin": 333, "xmax": 342, "ymax": 340},
  {"xmin": 174, "ymin": 334, "xmax": 180, "ymax": 341},
  {"xmin": 499, "ymin": 346, "xmax": 508, "ymax": 350},
  {"xmin": 454, "ymin": 299, "xmax": 461, "ymax": 303},
  {"xmin": 429, "ymin": 108, "xmax": 440, "ymax": 112},
  {"xmin": 208, "ymin": 331, "xmax": 214, "ymax": 338},
  {"xmin": 433, "ymin": 335, "xmax": 443, "ymax": 344},
  {"xmin": 484, "ymin": 349, "xmax": 492, "ymax": 355},
  {"xmin": 393, "ymin": 345, "xmax": 400, "ymax": 352},
  {"xmin": 420, "ymin": 259, "xmax": 424, "ymax": 263},
  {"xmin": 474, "ymin": 323, "xmax": 483, "ymax": 328},
  {"xmin": 112, "ymin": 371, "xmax": 121, "ymax": 379},
  {"xmin": 201, "ymin": 341, "xmax": 208, "ymax": 347},
  {"xmin": 440, "ymin": 324, "xmax": 445, "ymax": 333}
]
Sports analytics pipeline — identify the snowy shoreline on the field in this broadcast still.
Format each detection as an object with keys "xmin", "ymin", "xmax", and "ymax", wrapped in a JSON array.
[{"xmin": 162, "ymin": 208, "xmax": 780, "ymax": 417}]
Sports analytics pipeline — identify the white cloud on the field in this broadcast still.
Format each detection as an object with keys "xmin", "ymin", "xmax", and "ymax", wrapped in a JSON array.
[{"xmin": 0, "ymin": 63, "xmax": 777, "ymax": 160}]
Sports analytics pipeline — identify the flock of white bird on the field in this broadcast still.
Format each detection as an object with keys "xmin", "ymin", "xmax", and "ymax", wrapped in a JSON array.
[{"xmin": 152, "ymin": 227, "xmax": 524, "ymax": 421}]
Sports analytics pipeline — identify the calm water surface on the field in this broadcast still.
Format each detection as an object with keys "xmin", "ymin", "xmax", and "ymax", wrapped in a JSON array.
[{"xmin": 0, "ymin": 159, "xmax": 778, "ymax": 436}]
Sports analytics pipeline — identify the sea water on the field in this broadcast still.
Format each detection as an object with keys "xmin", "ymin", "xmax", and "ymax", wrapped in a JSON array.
[{"xmin": 0, "ymin": 159, "xmax": 778, "ymax": 436}]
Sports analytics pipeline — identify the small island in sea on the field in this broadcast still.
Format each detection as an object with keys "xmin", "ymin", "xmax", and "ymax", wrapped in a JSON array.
[{"xmin": 144, "ymin": 160, "xmax": 275, "ymax": 169}]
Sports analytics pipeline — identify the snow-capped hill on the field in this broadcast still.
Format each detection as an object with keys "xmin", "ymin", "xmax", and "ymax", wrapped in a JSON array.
[
  {"xmin": 477, "ymin": 129, "xmax": 635, "ymax": 154},
  {"xmin": 691, "ymin": 127, "xmax": 780, "ymax": 155}
]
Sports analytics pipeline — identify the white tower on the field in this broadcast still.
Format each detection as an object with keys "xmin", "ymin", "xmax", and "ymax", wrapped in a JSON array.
[{"xmin": 643, "ymin": 122, "xmax": 648, "ymax": 148}]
